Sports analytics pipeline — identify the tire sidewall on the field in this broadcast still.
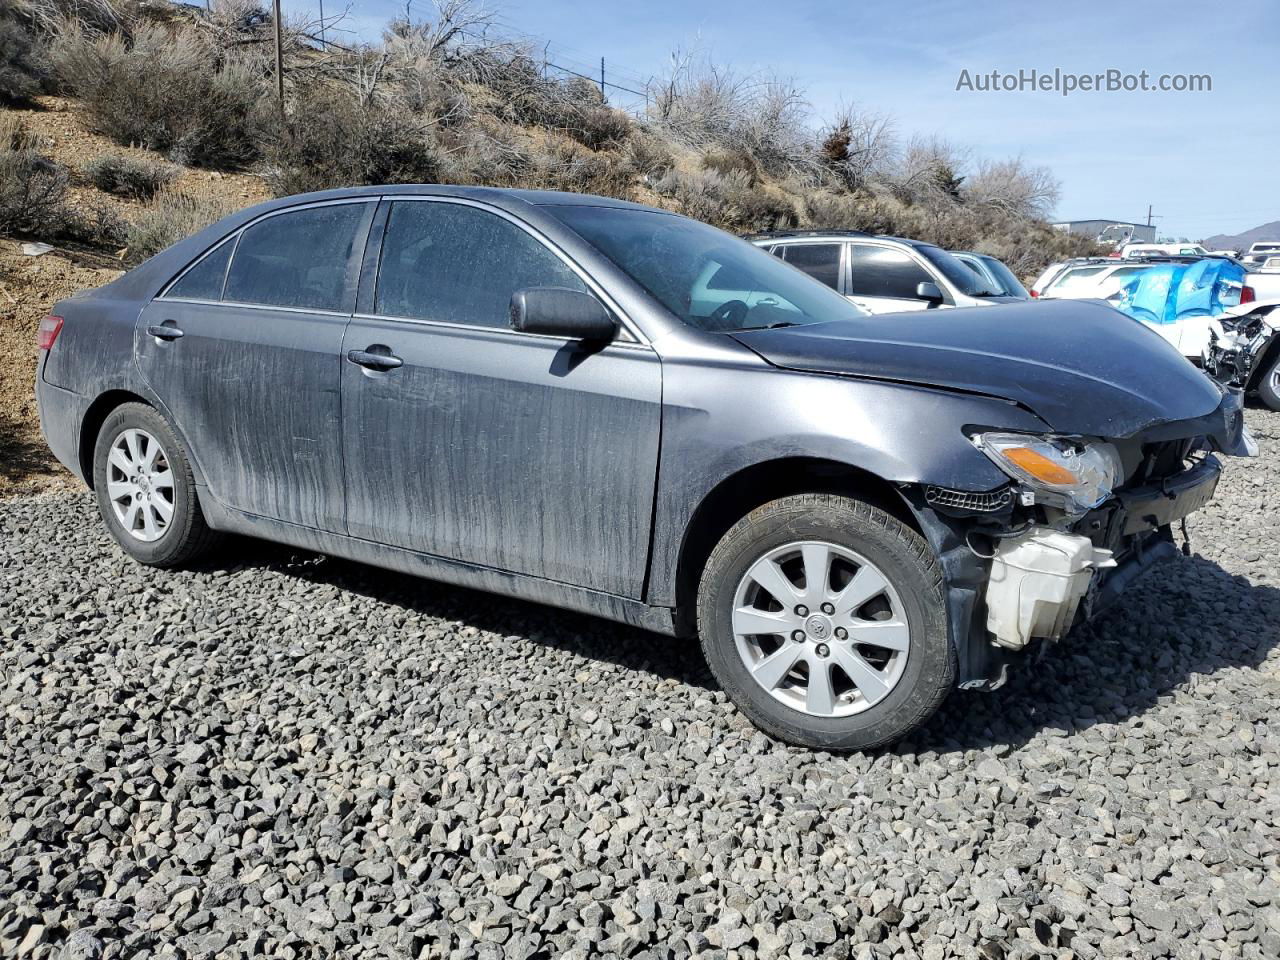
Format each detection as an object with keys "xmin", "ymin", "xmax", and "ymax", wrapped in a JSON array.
[
  {"xmin": 698, "ymin": 497, "xmax": 952, "ymax": 750},
  {"xmin": 1257, "ymin": 355, "xmax": 1280, "ymax": 412},
  {"xmin": 92, "ymin": 404, "xmax": 197, "ymax": 566}
]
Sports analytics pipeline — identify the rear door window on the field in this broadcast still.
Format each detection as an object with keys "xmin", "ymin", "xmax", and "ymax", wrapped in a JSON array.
[
  {"xmin": 848, "ymin": 245, "xmax": 933, "ymax": 299},
  {"xmin": 375, "ymin": 201, "xmax": 588, "ymax": 328},
  {"xmin": 778, "ymin": 243, "xmax": 842, "ymax": 291},
  {"xmin": 223, "ymin": 203, "xmax": 370, "ymax": 312}
]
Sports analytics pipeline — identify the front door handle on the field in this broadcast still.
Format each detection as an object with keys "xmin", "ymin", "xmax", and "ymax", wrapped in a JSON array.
[
  {"xmin": 347, "ymin": 348, "xmax": 403, "ymax": 371},
  {"xmin": 146, "ymin": 323, "xmax": 184, "ymax": 341}
]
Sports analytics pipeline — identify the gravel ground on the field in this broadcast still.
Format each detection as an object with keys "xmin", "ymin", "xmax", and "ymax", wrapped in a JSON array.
[{"xmin": 1, "ymin": 411, "xmax": 1278, "ymax": 960}]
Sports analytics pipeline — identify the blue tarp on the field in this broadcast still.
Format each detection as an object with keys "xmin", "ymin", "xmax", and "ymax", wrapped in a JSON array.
[{"xmin": 1115, "ymin": 259, "xmax": 1247, "ymax": 325}]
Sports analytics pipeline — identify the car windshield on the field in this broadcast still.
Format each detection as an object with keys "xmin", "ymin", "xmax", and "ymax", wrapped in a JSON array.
[
  {"xmin": 548, "ymin": 205, "xmax": 867, "ymax": 331},
  {"xmin": 977, "ymin": 255, "xmax": 1029, "ymax": 298},
  {"xmin": 916, "ymin": 244, "xmax": 1002, "ymax": 297}
]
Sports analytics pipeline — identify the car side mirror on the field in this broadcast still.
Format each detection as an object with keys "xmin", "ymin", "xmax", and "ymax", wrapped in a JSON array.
[
  {"xmin": 510, "ymin": 287, "xmax": 616, "ymax": 341},
  {"xmin": 915, "ymin": 280, "xmax": 944, "ymax": 303}
]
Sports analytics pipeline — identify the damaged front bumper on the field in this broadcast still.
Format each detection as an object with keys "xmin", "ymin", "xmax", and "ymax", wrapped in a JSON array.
[
  {"xmin": 907, "ymin": 405, "xmax": 1239, "ymax": 691},
  {"xmin": 983, "ymin": 453, "xmax": 1220, "ymax": 651}
]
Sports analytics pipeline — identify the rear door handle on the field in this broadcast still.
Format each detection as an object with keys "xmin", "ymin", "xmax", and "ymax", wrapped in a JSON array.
[
  {"xmin": 347, "ymin": 349, "xmax": 403, "ymax": 371},
  {"xmin": 146, "ymin": 323, "xmax": 184, "ymax": 340}
]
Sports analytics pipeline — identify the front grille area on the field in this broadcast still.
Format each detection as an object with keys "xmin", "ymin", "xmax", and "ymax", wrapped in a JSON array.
[
  {"xmin": 1123, "ymin": 438, "xmax": 1197, "ymax": 489},
  {"xmin": 925, "ymin": 485, "xmax": 1013, "ymax": 513}
]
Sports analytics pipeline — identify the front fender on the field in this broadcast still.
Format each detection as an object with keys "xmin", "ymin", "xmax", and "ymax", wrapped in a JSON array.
[{"xmin": 645, "ymin": 360, "xmax": 1051, "ymax": 607}]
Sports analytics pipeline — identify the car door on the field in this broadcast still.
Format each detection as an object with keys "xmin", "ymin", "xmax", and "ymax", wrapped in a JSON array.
[
  {"xmin": 846, "ymin": 242, "xmax": 949, "ymax": 313},
  {"xmin": 136, "ymin": 200, "xmax": 375, "ymax": 533},
  {"xmin": 341, "ymin": 198, "xmax": 662, "ymax": 599}
]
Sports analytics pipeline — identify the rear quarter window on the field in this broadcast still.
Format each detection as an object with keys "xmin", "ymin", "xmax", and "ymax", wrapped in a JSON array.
[{"xmin": 165, "ymin": 240, "xmax": 233, "ymax": 301}]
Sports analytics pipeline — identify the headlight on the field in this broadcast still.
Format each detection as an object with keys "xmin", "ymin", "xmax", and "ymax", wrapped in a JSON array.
[{"xmin": 973, "ymin": 432, "xmax": 1122, "ymax": 515}]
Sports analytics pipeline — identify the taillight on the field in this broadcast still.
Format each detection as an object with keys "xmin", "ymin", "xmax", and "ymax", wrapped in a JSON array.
[
  {"xmin": 36, "ymin": 315, "xmax": 64, "ymax": 351},
  {"xmin": 1029, "ymin": 290, "xmax": 1038, "ymax": 298},
  {"xmin": 1241, "ymin": 285, "xmax": 1256, "ymax": 305}
]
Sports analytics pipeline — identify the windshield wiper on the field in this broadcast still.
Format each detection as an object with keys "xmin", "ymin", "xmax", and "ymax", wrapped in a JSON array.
[{"xmin": 736, "ymin": 320, "xmax": 801, "ymax": 331}]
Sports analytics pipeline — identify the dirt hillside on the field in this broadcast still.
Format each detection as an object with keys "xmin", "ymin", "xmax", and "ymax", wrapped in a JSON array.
[{"xmin": 0, "ymin": 98, "xmax": 270, "ymax": 498}]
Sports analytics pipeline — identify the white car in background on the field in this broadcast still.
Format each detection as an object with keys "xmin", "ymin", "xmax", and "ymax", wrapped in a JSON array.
[
  {"xmin": 1035, "ymin": 261, "xmax": 1154, "ymax": 301},
  {"xmin": 1242, "ymin": 241, "xmax": 1280, "ymax": 268},
  {"xmin": 749, "ymin": 231, "xmax": 1025, "ymax": 314},
  {"xmin": 1120, "ymin": 242, "xmax": 1210, "ymax": 258}
]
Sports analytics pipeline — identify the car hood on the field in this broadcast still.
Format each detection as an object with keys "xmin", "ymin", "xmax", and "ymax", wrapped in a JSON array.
[{"xmin": 731, "ymin": 299, "xmax": 1224, "ymax": 438}]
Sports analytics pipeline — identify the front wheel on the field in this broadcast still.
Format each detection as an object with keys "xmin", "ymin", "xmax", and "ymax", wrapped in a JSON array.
[
  {"xmin": 1256, "ymin": 354, "xmax": 1280, "ymax": 412},
  {"xmin": 92, "ymin": 402, "xmax": 219, "ymax": 567},
  {"xmin": 696, "ymin": 494, "xmax": 954, "ymax": 750}
]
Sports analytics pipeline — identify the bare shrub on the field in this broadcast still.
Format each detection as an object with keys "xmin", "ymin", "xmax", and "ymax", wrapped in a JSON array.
[
  {"xmin": 650, "ymin": 51, "xmax": 812, "ymax": 177},
  {"xmin": 569, "ymin": 106, "xmax": 632, "ymax": 150},
  {"xmin": 818, "ymin": 104, "xmax": 896, "ymax": 191},
  {"xmin": 883, "ymin": 136, "xmax": 971, "ymax": 207},
  {"xmin": 439, "ymin": 122, "xmax": 533, "ymax": 186},
  {"xmin": 125, "ymin": 187, "xmax": 237, "ymax": 262},
  {"xmin": 653, "ymin": 167, "xmax": 794, "ymax": 232},
  {"xmin": 58, "ymin": 200, "xmax": 128, "ymax": 249},
  {"xmin": 262, "ymin": 85, "xmax": 444, "ymax": 197},
  {"xmin": 18, "ymin": 0, "xmax": 139, "ymax": 37},
  {"xmin": 85, "ymin": 153, "xmax": 178, "ymax": 199},
  {"xmin": 963, "ymin": 157, "xmax": 1060, "ymax": 219},
  {"xmin": 520, "ymin": 138, "xmax": 635, "ymax": 198},
  {"xmin": 701, "ymin": 147, "xmax": 760, "ymax": 183},
  {"xmin": 0, "ymin": 117, "xmax": 69, "ymax": 235},
  {"xmin": 52, "ymin": 22, "xmax": 265, "ymax": 168},
  {"xmin": 0, "ymin": 0, "xmax": 50, "ymax": 104},
  {"xmin": 623, "ymin": 132, "xmax": 676, "ymax": 180}
]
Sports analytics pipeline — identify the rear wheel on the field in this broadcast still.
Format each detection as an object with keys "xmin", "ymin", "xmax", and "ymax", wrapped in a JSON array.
[
  {"xmin": 696, "ymin": 494, "xmax": 954, "ymax": 750},
  {"xmin": 92, "ymin": 402, "xmax": 218, "ymax": 567},
  {"xmin": 1257, "ymin": 355, "xmax": 1280, "ymax": 412}
]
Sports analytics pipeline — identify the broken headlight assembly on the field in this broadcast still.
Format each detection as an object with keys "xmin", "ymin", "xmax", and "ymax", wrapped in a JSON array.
[{"xmin": 972, "ymin": 433, "xmax": 1122, "ymax": 516}]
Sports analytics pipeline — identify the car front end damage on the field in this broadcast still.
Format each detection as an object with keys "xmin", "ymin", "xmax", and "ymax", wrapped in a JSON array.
[
  {"xmin": 1204, "ymin": 307, "xmax": 1280, "ymax": 399},
  {"xmin": 903, "ymin": 390, "xmax": 1254, "ymax": 690}
]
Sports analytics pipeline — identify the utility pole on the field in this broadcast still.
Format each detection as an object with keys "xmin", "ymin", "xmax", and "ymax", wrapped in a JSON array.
[
  {"xmin": 273, "ymin": 0, "xmax": 285, "ymax": 116},
  {"xmin": 318, "ymin": 0, "xmax": 326, "ymax": 51},
  {"xmin": 1146, "ymin": 204, "xmax": 1154, "ymax": 227},
  {"xmin": 600, "ymin": 57, "xmax": 606, "ymax": 100}
]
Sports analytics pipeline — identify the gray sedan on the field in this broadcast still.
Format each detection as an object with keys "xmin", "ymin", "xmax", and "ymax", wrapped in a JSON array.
[{"xmin": 34, "ymin": 186, "xmax": 1250, "ymax": 749}]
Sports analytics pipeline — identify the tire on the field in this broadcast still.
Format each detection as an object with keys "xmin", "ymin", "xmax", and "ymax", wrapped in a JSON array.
[
  {"xmin": 696, "ymin": 494, "xmax": 954, "ymax": 750},
  {"xmin": 91, "ymin": 402, "xmax": 219, "ymax": 567},
  {"xmin": 1257, "ymin": 355, "xmax": 1280, "ymax": 412}
]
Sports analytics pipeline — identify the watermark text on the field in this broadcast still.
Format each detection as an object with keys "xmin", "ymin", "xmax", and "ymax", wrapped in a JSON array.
[{"xmin": 955, "ymin": 68, "xmax": 1211, "ymax": 96}]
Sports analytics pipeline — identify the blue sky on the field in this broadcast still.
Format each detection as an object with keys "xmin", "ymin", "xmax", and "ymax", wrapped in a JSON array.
[{"xmin": 288, "ymin": 0, "xmax": 1278, "ymax": 241}]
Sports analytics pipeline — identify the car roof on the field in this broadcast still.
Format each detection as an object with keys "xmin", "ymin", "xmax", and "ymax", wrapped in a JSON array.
[
  {"xmin": 268, "ymin": 183, "xmax": 665, "ymax": 212},
  {"xmin": 744, "ymin": 230, "xmax": 935, "ymax": 248},
  {"xmin": 96, "ymin": 184, "xmax": 671, "ymax": 302}
]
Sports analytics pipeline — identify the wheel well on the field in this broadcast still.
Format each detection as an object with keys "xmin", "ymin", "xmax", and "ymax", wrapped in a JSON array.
[
  {"xmin": 1247, "ymin": 330, "xmax": 1280, "ymax": 393},
  {"xmin": 78, "ymin": 390, "xmax": 151, "ymax": 489},
  {"xmin": 672, "ymin": 458, "xmax": 920, "ymax": 637}
]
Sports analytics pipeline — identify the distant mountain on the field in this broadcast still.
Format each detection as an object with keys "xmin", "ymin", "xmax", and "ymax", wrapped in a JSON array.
[{"xmin": 1203, "ymin": 220, "xmax": 1280, "ymax": 251}]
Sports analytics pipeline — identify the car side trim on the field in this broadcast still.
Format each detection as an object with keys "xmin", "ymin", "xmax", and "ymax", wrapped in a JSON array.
[
  {"xmin": 198, "ymin": 493, "xmax": 678, "ymax": 635},
  {"xmin": 346, "ymin": 311, "xmax": 653, "ymax": 351}
]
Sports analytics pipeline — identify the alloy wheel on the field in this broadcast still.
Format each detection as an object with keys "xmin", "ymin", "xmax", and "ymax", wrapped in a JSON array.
[
  {"xmin": 731, "ymin": 540, "xmax": 910, "ymax": 717},
  {"xmin": 105, "ymin": 428, "xmax": 175, "ymax": 543}
]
